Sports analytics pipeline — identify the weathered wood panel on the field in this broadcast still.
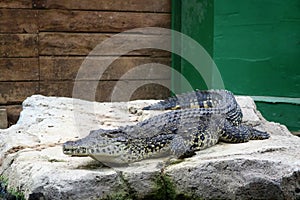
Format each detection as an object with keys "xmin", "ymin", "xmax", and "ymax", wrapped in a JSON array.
[
  {"xmin": 130, "ymin": 83, "xmax": 171, "ymax": 100},
  {"xmin": 40, "ymin": 56, "xmax": 171, "ymax": 81},
  {"xmin": 0, "ymin": 9, "xmax": 38, "ymax": 33},
  {"xmin": 39, "ymin": 33, "xmax": 171, "ymax": 56},
  {"xmin": 39, "ymin": 33, "xmax": 109, "ymax": 56},
  {"xmin": 0, "ymin": 58, "xmax": 39, "ymax": 81},
  {"xmin": 0, "ymin": 34, "xmax": 38, "ymax": 57},
  {"xmin": 0, "ymin": 0, "xmax": 32, "ymax": 9},
  {"xmin": 40, "ymin": 80, "xmax": 170, "ymax": 102},
  {"xmin": 40, "ymin": 81, "xmax": 115, "ymax": 101},
  {"xmin": 6, "ymin": 105, "xmax": 22, "ymax": 126},
  {"xmin": 0, "ymin": 0, "xmax": 171, "ymax": 109},
  {"xmin": 38, "ymin": 10, "xmax": 170, "ymax": 32},
  {"xmin": 40, "ymin": 57, "xmax": 83, "ymax": 81},
  {"xmin": 0, "ymin": 82, "xmax": 38, "ymax": 104},
  {"xmin": 39, "ymin": 81, "xmax": 73, "ymax": 98},
  {"xmin": 33, "ymin": 0, "xmax": 171, "ymax": 12}
]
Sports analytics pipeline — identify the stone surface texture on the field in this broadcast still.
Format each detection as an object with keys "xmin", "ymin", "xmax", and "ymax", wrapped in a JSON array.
[{"xmin": 0, "ymin": 95, "xmax": 299, "ymax": 200}]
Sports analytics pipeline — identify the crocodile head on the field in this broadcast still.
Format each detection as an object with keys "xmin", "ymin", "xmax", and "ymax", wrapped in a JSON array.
[{"xmin": 63, "ymin": 129, "xmax": 131, "ymax": 165}]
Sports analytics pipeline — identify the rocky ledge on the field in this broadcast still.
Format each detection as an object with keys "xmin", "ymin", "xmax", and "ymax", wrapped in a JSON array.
[{"xmin": 0, "ymin": 95, "xmax": 299, "ymax": 200}]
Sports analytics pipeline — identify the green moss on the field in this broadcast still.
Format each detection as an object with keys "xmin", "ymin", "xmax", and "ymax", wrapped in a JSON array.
[
  {"xmin": 142, "ymin": 173, "xmax": 176, "ymax": 200},
  {"xmin": 95, "ymin": 170, "xmax": 203, "ymax": 200},
  {"xmin": 142, "ymin": 173, "xmax": 203, "ymax": 200},
  {"xmin": 167, "ymin": 158, "xmax": 184, "ymax": 166},
  {"xmin": 118, "ymin": 172, "xmax": 138, "ymax": 200},
  {"xmin": 101, "ymin": 192, "xmax": 133, "ymax": 200},
  {"xmin": 76, "ymin": 160, "xmax": 106, "ymax": 169},
  {"xmin": 100, "ymin": 172, "xmax": 137, "ymax": 200},
  {"xmin": 0, "ymin": 176, "xmax": 25, "ymax": 200}
]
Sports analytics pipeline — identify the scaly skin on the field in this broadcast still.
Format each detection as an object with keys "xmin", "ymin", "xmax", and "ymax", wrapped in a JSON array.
[
  {"xmin": 63, "ymin": 90, "xmax": 269, "ymax": 166},
  {"xmin": 143, "ymin": 90, "xmax": 243, "ymax": 125}
]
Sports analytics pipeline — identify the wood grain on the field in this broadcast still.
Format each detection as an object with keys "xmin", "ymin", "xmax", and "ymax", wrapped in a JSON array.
[
  {"xmin": 0, "ymin": 1, "xmax": 171, "ymax": 107},
  {"xmin": 130, "ymin": 83, "xmax": 171, "ymax": 100},
  {"xmin": 38, "ymin": 10, "xmax": 170, "ymax": 32},
  {"xmin": 0, "ymin": 82, "xmax": 38, "ymax": 104},
  {"xmin": 0, "ymin": 58, "xmax": 39, "ymax": 81},
  {"xmin": 0, "ymin": 0, "xmax": 32, "ymax": 9},
  {"xmin": 40, "ymin": 80, "xmax": 170, "ymax": 102},
  {"xmin": 33, "ymin": 0, "xmax": 171, "ymax": 12},
  {"xmin": 0, "ymin": 34, "xmax": 38, "ymax": 57},
  {"xmin": 39, "ymin": 32, "xmax": 171, "ymax": 56},
  {"xmin": 39, "ymin": 33, "xmax": 110, "ymax": 56},
  {"xmin": 0, "ymin": 9, "xmax": 38, "ymax": 33},
  {"xmin": 6, "ymin": 105, "xmax": 22, "ymax": 126},
  {"xmin": 40, "ymin": 56, "xmax": 171, "ymax": 81}
]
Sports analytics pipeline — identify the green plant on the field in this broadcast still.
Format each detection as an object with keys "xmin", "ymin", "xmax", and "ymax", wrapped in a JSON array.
[{"xmin": 0, "ymin": 175, "xmax": 25, "ymax": 200}]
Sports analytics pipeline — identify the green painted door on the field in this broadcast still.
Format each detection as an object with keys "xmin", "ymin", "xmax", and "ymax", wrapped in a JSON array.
[{"xmin": 172, "ymin": 0, "xmax": 300, "ymax": 131}]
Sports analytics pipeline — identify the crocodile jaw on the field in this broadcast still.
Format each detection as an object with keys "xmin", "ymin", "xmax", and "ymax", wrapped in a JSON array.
[
  {"xmin": 63, "ymin": 141, "xmax": 89, "ymax": 156},
  {"xmin": 63, "ymin": 140, "xmax": 130, "ymax": 164}
]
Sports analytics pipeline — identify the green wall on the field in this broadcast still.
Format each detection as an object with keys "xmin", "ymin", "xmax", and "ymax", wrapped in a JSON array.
[
  {"xmin": 172, "ymin": 0, "xmax": 214, "ymax": 91},
  {"xmin": 214, "ymin": 0, "xmax": 300, "ymax": 131},
  {"xmin": 214, "ymin": 0, "xmax": 300, "ymax": 97},
  {"xmin": 172, "ymin": 0, "xmax": 300, "ymax": 131}
]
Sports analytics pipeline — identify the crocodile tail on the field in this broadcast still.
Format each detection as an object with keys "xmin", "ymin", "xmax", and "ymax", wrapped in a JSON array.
[
  {"xmin": 142, "ymin": 96, "xmax": 179, "ymax": 110},
  {"xmin": 142, "ymin": 89, "xmax": 225, "ymax": 110}
]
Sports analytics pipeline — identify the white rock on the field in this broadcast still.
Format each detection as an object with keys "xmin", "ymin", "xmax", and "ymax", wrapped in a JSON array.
[{"xmin": 0, "ymin": 95, "xmax": 299, "ymax": 200}]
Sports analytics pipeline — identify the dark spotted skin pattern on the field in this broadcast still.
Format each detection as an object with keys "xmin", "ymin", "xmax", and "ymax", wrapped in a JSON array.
[{"xmin": 63, "ymin": 90, "xmax": 269, "ymax": 165}]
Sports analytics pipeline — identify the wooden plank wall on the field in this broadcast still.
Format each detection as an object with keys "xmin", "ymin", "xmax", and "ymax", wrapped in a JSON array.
[{"xmin": 0, "ymin": 0, "xmax": 171, "ymax": 112}]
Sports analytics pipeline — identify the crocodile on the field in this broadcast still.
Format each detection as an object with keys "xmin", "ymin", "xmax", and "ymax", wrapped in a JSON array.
[
  {"xmin": 63, "ymin": 90, "xmax": 269, "ymax": 166},
  {"xmin": 143, "ymin": 89, "xmax": 243, "ymax": 125}
]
